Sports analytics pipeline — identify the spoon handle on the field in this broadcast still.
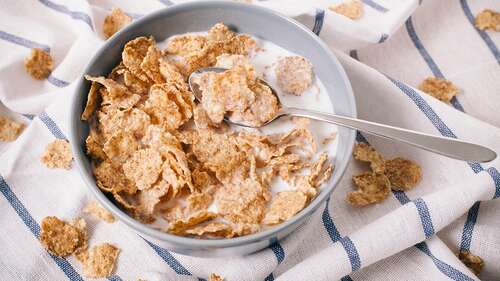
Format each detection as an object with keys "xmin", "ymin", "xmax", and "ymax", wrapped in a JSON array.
[{"xmin": 284, "ymin": 107, "xmax": 496, "ymax": 162}]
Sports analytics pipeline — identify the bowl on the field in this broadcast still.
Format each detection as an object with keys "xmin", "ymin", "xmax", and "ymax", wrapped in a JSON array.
[{"xmin": 70, "ymin": 0, "xmax": 356, "ymax": 257}]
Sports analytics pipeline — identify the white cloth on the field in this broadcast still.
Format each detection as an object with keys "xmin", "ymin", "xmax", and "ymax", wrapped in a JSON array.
[{"xmin": 1, "ymin": 0, "xmax": 499, "ymax": 280}]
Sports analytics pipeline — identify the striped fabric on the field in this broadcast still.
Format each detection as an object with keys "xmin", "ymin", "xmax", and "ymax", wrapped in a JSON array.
[{"xmin": 0, "ymin": 0, "xmax": 499, "ymax": 280}]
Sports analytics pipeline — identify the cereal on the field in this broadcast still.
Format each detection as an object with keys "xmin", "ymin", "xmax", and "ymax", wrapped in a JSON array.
[
  {"xmin": 167, "ymin": 211, "xmax": 218, "ymax": 235},
  {"xmin": 275, "ymin": 56, "xmax": 313, "ymax": 95},
  {"xmin": 209, "ymin": 273, "xmax": 225, "ymax": 281},
  {"xmin": 85, "ymin": 130, "xmax": 107, "ymax": 161},
  {"xmin": 103, "ymin": 130, "xmax": 139, "ymax": 163},
  {"xmin": 166, "ymin": 34, "xmax": 207, "ymax": 55},
  {"xmin": 24, "ymin": 48, "xmax": 53, "ymax": 80},
  {"xmin": 347, "ymin": 172, "xmax": 391, "ymax": 207},
  {"xmin": 329, "ymin": 0, "xmax": 364, "ymax": 20},
  {"xmin": 185, "ymin": 222, "xmax": 234, "ymax": 238},
  {"xmin": 353, "ymin": 143, "xmax": 385, "ymax": 174},
  {"xmin": 83, "ymin": 24, "xmax": 336, "ymax": 239},
  {"xmin": 475, "ymin": 9, "xmax": 500, "ymax": 31},
  {"xmin": 418, "ymin": 77, "xmax": 459, "ymax": 103},
  {"xmin": 263, "ymin": 191, "xmax": 308, "ymax": 225},
  {"xmin": 385, "ymin": 158, "xmax": 422, "ymax": 191},
  {"xmin": 41, "ymin": 139, "xmax": 73, "ymax": 169},
  {"xmin": 193, "ymin": 130, "xmax": 244, "ymax": 180},
  {"xmin": 143, "ymin": 83, "xmax": 194, "ymax": 131},
  {"xmin": 79, "ymin": 243, "xmax": 120, "ymax": 278},
  {"xmin": 216, "ymin": 178, "xmax": 267, "ymax": 224},
  {"xmin": 83, "ymin": 201, "xmax": 116, "ymax": 223},
  {"xmin": 97, "ymin": 108, "xmax": 151, "ymax": 139},
  {"xmin": 122, "ymin": 36, "xmax": 155, "ymax": 82},
  {"xmin": 84, "ymin": 75, "xmax": 128, "ymax": 99},
  {"xmin": 0, "ymin": 116, "xmax": 24, "ymax": 142},
  {"xmin": 136, "ymin": 181, "xmax": 170, "ymax": 216},
  {"xmin": 186, "ymin": 192, "xmax": 213, "ymax": 213},
  {"xmin": 103, "ymin": 8, "xmax": 132, "ymax": 39},
  {"xmin": 122, "ymin": 148, "xmax": 163, "ymax": 190},
  {"xmin": 458, "ymin": 250, "xmax": 484, "ymax": 275},
  {"xmin": 40, "ymin": 216, "xmax": 87, "ymax": 257},
  {"xmin": 94, "ymin": 160, "xmax": 137, "ymax": 194},
  {"xmin": 81, "ymin": 82, "xmax": 102, "ymax": 121},
  {"xmin": 140, "ymin": 45, "xmax": 165, "ymax": 83}
]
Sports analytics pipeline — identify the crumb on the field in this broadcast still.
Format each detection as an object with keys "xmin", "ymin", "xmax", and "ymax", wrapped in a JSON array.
[
  {"xmin": 475, "ymin": 9, "xmax": 500, "ymax": 31},
  {"xmin": 347, "ymin": 172, "xmax": 391, "ymax": 207},
  {"xmin": 24, "ymin": 48, "xmax": 53, "ymax": 80},
  {"xmin": 385, "ymin": 158, "xmax": 422, "ymax": 191},
  {"xmin": 103, "ymin": 8, "xmax": 132, "ymax": 39},
  {"xmin": 79, "ymin": 243, "xmax": 120, "ymax": 278},
  {"xmin": 275, "ymin": 56, "xmax": 314, "ymax": 95},
  {"xmin": 39, "ymin": 216, "xmax": 87, "ymax": 257},
  {"xmin": 418, "ymin": 77, "xmax": 459, "ymax": 103},
  {"xmin": 458, "ymin": 250, "xmax": 484, "ymax": 275},
  {"xmin": 353, "ymin": 143, "xmax": 385, "ymax": 174},
  {"xmin": 329, "ymin": 0, "xmax": 364, "ymax": 20},
  {"xmin": 209, "ymin": 273, "xmax": 224, "ymax": 281},
  {"xmin": 83, "ymin": 201, "xmax": 116, "ymax": 223},
  {"xmin": 41, "ymin": 139, "xmax": 73, "ymax": 169},
  {"xmin": 0, "ymin": 116, "xmax": 24, "ymax": 142}
]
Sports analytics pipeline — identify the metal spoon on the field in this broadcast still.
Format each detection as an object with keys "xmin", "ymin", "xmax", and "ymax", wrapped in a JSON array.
[{"xmin": 189, "ymin": 67, "xmax": 497, "ymax": 163}]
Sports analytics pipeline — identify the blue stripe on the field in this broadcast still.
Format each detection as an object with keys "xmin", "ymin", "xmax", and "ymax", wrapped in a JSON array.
[
  {"xmin": 459, "ymin": 0, "xmax": 500, "ymax": 64},
  {"xmin": 38, "ymin": 0, "xmax": 93, "ymax": 29},
  {"xmin": 312, "ymin": 9, "xmax": 325, "ymax": 36},
  {"xmin": 413, "ymin": 198, "xmax": 435, "ymax": 238},
  {"xmin": 143, "ymin": 240, "xmax": 191, "ymax": 275},
  {"xmin": 459, "ymin": 202, "xmax": 480, "ymax": 251},
  {"xmin": 406, "ymin": 17, "xmax": 466, "ymax": 113},
  {"xmin": 269, "ymin": 242, "xmax": 285, "ymax": 264},
  {"xmin": 339, "ymin": 237, "xmax": 361, "ymax": 271},
  {"xmin": 38, "ymin": 111, "xmax": 67, "ymax": 139},
  {"xmin": 355, "ymin": 131, "xmax": 368, "ymax": 144},
  {"xmin": 341, "ymin": 276, "xmax": 354, "ymax": 281},
  {"xmin": 349, "ymin": 50, "xmax": 359, "ymax": 61},
  {"xmin": 23, "ymin": 114, "xmax": 35, "ymax": 120},
  {"xmin": 405, "ymin": 17, "xmax": 444, "ymax": 78},
  {"xmin": 378, "ymin": 33, "xmax": 389, "ymax": 43},
  {"xmin": 361, "ymin": 0, "xmax": 389, "ymax": 13},
  {"xmin": 392, "ymin": 190, "xmax": 411, "ymax": 205},
  {"xmin": 415, "ymin": 242, "xmax": 476, "ymax": 281},
  {"xmin": 0, "ymin": 175, "xmax": 84, "ymax": 281},
  {"xmin": 387, "ymin": 77, "xmax": 457, "ymax": 137},
  {"xmin": 107, "ymin": 276, "xmax": 124, "ymax": 281},
  {"xmin": 0, "ymin": 30, "xmax": 50, "ymax": 52},
  {"xmin": 264, "ymin": 273, "xmax": 274, "ymax": 281},
  {"xmin": 486, "ymin": 167, "xmax": 500, "ymax": 199},
  {"xmin": 47, "ymin": 74, "xmax": 70, "ymax": 87},
  {"xmin": 322, "ymin": 199, "xmax": 354, "ymax": 278},
  {"xmin": 158, "ymin": 0, "xmax": 174, "ymax": 6},
  {"xmin": 322, "ymin": 199, "xmax": 342, "ymax": 242}
]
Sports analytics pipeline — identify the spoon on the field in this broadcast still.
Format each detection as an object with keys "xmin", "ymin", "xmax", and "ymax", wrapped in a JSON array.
[{"xmin": 189, "ymin": 67, "xmax": 497, "ymax": 163}]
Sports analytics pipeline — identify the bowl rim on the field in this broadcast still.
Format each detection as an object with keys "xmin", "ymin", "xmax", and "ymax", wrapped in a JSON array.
[{"xmin": 70, "ymin": 0, "xmax": 357, "ymax": 249}]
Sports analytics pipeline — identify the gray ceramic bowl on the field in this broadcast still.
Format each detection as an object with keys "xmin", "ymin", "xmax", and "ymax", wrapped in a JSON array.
[{"xmin": 70, "ymin": 1, "xmax": 356, "ymax": 257}]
